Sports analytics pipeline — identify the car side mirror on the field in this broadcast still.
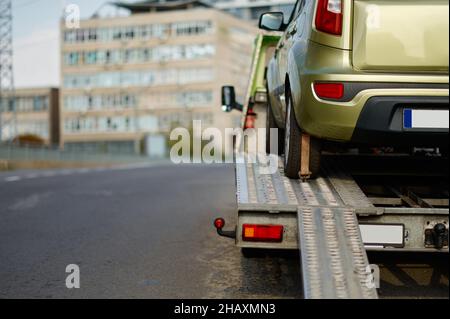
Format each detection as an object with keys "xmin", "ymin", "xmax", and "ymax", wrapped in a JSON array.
[
  {"xmin": 259, "ymin": 12, "xmax": 285, "ymax": 31},
  {"xmin": 221, "ymin": 86, "xmax": 243, "ymax": 112}
]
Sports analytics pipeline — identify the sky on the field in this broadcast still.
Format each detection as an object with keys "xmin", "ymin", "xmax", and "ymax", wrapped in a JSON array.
[{"xmin": 12, "ymin": 0, "xmax": 131, "ymax": 88}]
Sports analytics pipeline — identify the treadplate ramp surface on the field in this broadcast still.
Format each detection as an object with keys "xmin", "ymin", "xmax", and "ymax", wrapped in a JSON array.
[
  {"xmin": 235, "ymin": 155, "xmax": 375, "ymax": 211},
  {"xmin": 298, "ymin": 206, "xmax": 378, "ymax": 299},
  {"xmin": 236, "ymin": 155, "xmax": 344, "ymax": 209}
]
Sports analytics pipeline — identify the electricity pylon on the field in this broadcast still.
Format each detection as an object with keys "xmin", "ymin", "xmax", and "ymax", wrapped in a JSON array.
[{"xmin": 0, "ymin": 0, "xmax": 16, "ymax": 142}]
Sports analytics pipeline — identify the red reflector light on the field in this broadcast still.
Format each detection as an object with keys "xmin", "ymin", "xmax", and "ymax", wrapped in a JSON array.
[
  {"xmin": 313, "ymin": 82, "xmax": 344, "ymax": 99},
  {"xmin": 214, "ymin": 218, "xmax": 225, "ymax": 230},
  {"xmin": 315, "ymin": 0, "xmax": 343, "ymax": 36},
  {"xmin": 242, "ymin": 224, "xmax": 283, "ymax": 242}
]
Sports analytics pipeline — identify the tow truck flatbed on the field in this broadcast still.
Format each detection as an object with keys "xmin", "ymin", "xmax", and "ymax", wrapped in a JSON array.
[{"xmin": 233, "ymin": 153, "xmax": 448, "ymax": 252}]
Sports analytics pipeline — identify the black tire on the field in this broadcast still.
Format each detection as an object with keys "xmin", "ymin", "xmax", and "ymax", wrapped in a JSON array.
[
  {"xmin": 266, "ymin": 92, "xmax": 284, "ymax": 155},
  {"xmin": 284, "ymin": 90, "xmax": 322, "ymax": 179}
]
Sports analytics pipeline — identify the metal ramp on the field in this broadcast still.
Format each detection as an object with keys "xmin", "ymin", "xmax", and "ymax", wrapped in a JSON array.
[
  {"xmin": 235, "ymin": 154, "xmax": 378, "ymax": 299},
  {"xmin": 298, "ymin": 207, "xmax": 377, "ymax": 298}
]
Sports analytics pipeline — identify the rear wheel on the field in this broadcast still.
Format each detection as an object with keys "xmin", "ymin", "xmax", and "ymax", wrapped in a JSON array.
[
  {"xmin": 284, "ymin": 90, "xmax": 322, "ymax": 179},
  {"xmin": 266, "ymin": 92, "xmax": 284, "ymax": 155}
]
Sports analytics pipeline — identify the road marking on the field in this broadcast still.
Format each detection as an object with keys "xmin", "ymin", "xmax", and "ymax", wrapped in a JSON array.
[{"xmin": 1, "ymin": 162, "xmax": 163, "ymax": 183}]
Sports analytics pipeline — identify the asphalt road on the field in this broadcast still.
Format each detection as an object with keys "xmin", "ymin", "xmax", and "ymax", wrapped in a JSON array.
[{"xmin": 0, "ymin": 164, "xmax": 448, "ymax": 299}]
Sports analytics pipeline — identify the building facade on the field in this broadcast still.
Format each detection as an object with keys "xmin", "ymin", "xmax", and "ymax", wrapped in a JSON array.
[
  {"xmin": 0, "ymin": 87, "xmax": 60, "ymax": 145},
  {"xmin": 60, "ymin": 2, "xmax": 258, "ymax": 155}
]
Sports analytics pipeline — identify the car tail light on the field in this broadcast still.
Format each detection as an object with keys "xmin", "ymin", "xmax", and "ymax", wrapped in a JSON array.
[
  {"xmin": 313, "ymin": 82, "xmax": 344, "ymax": 99},
  {"xmin": 315, "ymin": 0, "xmax": 343, "ymax": 35},
  {"xmin": 242, "ymin": 224, "xmax": 284, "ymax": 242}
]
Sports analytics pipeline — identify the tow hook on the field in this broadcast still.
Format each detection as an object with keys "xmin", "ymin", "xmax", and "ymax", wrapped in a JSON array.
[
  {"xmin": 425, "ymin": 223, "xmax": 449, "ymax": 249},
  {"xmin": 213, "ymin": 218, "xmax": 236, "ymax": 239}
]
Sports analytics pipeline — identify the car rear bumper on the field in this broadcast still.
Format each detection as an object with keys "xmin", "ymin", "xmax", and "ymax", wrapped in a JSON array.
[
  {"xmin": 351, "ymin": 96, "xmax": 449, "ymax": 147},
  {"xmin": 296, "ymin": 80, "xmax": 449, "ymax": 145}
]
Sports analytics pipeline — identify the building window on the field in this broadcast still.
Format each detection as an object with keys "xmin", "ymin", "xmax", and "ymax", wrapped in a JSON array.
[
  {"xmin": 172, "ymin": 21, "xmax": 213, "ymax": 36},
  {"xmin": 141, "ymin": 90, "xmax": 213, "ymax": 110},
  {"xmin": 63, "ymin": 20, "xmax": 214, "ymax": 44},
  {"xmin": 63, "ymin": 44, "xmax": 215, "ymax": 66},
  {"xmin": 88, "ymin": 29, "xmax": 97, "ymax": 41},
  {"xmin": 6, "ymin": 98, "xmax": 14, "ymax": 112},
  {"xmin": 63, "ymin": 93, "xmax": 138, "ymax": 112},
  {"xmin": 63, "ymin": 68, "xmax": 214, "ymax": 89},
  {"xmin": 75, "ymin": 29, "xmax": 85, "ymax": 42},
  {"xmin": 2, "ymin": 95, "xmax": 49, "ymax": 113},
  {"xmin": 65, "ymin": 52, "xmax": 80, "ymax": 65},
  {"xmin": 85, "ymin": 51, "xmax": 97, "ymax": 64}
]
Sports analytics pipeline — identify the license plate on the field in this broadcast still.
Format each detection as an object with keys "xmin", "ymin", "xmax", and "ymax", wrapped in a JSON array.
[
  {"xmin": 403, "ymin": 109, "xmax": 449, "ymax": 129},
  {"xmin": 359, "ymin": 224, "xmax": 405, "ymax": 248}
]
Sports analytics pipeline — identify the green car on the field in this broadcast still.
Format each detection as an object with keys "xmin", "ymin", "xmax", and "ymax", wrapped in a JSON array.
[{"xmin": 261, "ymin": 0, "xmax": 449, "ymax": 178}]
